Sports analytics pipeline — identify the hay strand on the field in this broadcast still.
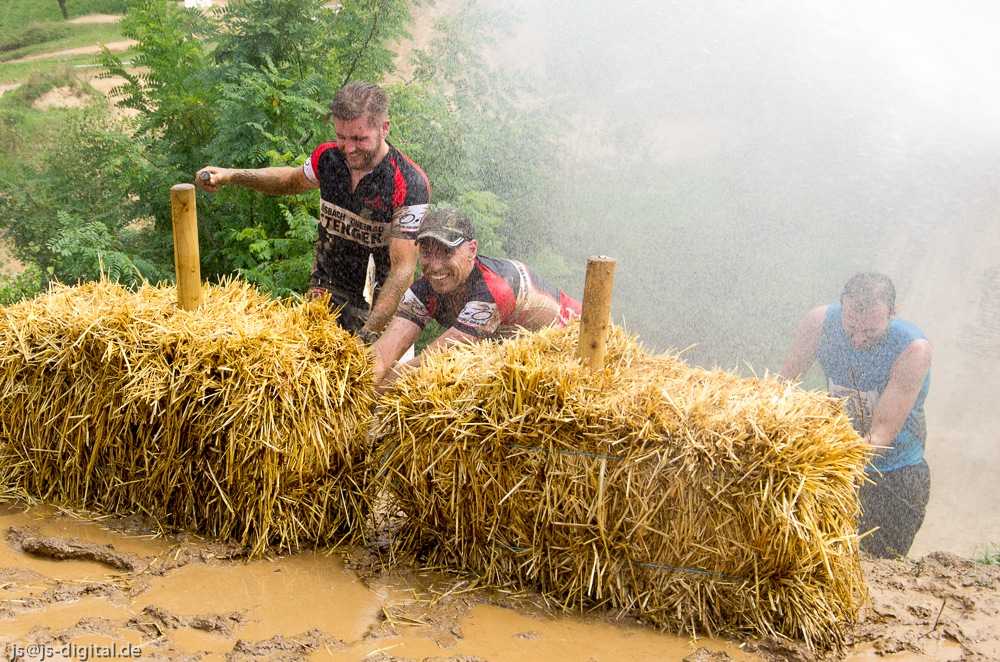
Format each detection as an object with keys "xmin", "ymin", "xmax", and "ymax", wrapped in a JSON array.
[
  {"xmin": 375, "ymin": 323, "xmax": 869, "ymax": 648},
  {"xmin": 0, "ymin": 279, "xmax": 377, "ymax": 556}
]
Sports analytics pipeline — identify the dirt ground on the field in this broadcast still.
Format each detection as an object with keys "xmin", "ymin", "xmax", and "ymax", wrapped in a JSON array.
[
  {"xmin": 1, "ymin": 502, "xmax": 998, "ymax": 662},
  {"xmin": 1, "ymin": 13, "xmax": 134, "ymax": 66}
]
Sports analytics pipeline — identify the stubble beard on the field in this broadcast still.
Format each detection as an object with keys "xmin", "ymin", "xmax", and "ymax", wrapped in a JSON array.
[{"xmin": 344, "ymin": 135, "xmax": 383, "ymax": 172}]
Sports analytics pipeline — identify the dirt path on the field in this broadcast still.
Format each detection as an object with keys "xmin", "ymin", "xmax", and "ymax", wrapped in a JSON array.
[
  {"xmin": 876, "ymin": 164, "xmax": 1000, "ymax": 560},
  {"xmin": 0, "ymin": 15, "xmax": 137, "ymax": 118},
  {"xmin": 3, "ymin": 40, "xmax": 136, "ymax": 65},
  {"xmin": 66, "ymin": 14, "xmax": 121, "ymax": 24}
]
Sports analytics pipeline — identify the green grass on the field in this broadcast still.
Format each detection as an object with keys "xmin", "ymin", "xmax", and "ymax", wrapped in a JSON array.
[
  {"xmin": 0, "ymin": 21, "xmax": 124, "ymax": 64},
  {"xmin": 0, "ymin": 51, "xmax": 108, "ymax": 85},
  {"xmin": 975, "ymin": 543, "xmax": 1000, "ymax": 565},
  {"xmin": 0, "ymin": 107, "xmax": 24, "ymax": 155},
  {"xmin": 0, "ymin": 0, "xmax": 127, "ymax": 83},
  {"xmin": 0, "ymin": 22, "xmax": 76, "ymax": 53},
  {"xmin": 0, "ymin": 1, "xmax": 123, "ymax": 171},
  {"xmin": 0, "ymin": 0, "xmax": 126, "ymax": 33},
  {"xmin": 0, "ymin": 66, "xmax": 98, "ymax": 109},
  {"xmin": 0, "ymin": 103, "xmax": 106, "ymax": 171}
]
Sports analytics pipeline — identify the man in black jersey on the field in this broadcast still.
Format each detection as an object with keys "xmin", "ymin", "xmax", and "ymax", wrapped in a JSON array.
[
  {"xmin": 195, "ymin": 81, "xmax": 430, "ymax": 342},
  {"xmin": 371, "ymin": 207, "xmax": 581, "ymax": 387}
]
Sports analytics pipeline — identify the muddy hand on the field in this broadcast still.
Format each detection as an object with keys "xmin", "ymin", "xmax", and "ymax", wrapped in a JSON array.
[{"xmin": 195, "ymin": 168, "xmax": 223, "ymax": 193}]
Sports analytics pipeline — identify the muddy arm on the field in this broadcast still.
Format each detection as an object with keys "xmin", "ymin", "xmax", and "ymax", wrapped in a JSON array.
[{"xmin": 195, "ymin": 166, "xmax": 318, "ymax": 196}]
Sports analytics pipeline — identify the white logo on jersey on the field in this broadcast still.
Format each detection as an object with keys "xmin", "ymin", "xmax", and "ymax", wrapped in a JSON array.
[
  {"xmin": 829, "ymin": 381, "xmax": 878, "ymax": 433},
  {"xmin": 320, "ymin": 200, "xmax": 388, "ymax": 247},
  {"xmin": 397, "ymin": 289, "xmax": 432, "ymax": 326},
  {"xmin": 393, "ymin": 204, "xmax": 428, "ymax": 234},
  {"xmin": 458, "ymin": 301, "xmax": 501, "ymax": 332}
]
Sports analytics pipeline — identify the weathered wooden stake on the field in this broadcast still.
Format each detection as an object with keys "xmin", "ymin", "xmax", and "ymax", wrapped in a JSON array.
[
  {"xmin": 578, "ymin": 255, "xmax": 616, "ymax": 370},
  {"xmin": 170, "ymin": 183, "xmax": 202, "ymax": 311}
]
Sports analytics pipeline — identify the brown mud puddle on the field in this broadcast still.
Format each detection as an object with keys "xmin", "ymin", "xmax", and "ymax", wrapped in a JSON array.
[
  {"xmin": 0, "ymin": 502, "xmax": 761, "ymax": 662},
  {"xmin": 1, "ymin": 502, "xmax": 997, "ymax": 662}
]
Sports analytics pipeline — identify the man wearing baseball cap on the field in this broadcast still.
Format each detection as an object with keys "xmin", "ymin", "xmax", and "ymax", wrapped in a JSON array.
[{"xmin": 370, "ymin": 207, "xmax": 582, "ymax": 386}]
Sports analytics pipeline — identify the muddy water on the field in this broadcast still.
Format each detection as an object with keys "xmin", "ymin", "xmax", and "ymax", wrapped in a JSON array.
[
  {"xmin": 843, "ymin": 642, "xmax": 965, "ymax": 662},
  {"xmin": 0, "ymin": 504, "xmax": 764, "ymax": 662},
  {"xmin": 128, "ymin": 555, "xmax": 380, "ymax": 642}
]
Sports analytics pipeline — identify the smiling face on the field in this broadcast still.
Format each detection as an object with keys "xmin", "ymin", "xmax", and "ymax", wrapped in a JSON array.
[
  {"xmin": 333, "ymin": 115, "xmax": 389, "ymax": 172},
  {"xmin": 841, "ymin": 296, "xmax": 893, "ymax": 351},
  {"xmin": 418, "ymin": 238, "xmax": 478, "ymax": 294}
]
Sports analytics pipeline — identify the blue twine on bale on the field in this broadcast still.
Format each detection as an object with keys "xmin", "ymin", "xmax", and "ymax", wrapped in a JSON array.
[{"xmin": 504, "ymin": 443, "xmax": 621, "ymax": 460}]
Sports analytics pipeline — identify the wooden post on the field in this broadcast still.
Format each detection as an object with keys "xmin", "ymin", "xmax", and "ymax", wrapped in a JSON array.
[
  {"xmin": 170, "ymin": 183, "xmax": 201, "ymax": 311},
  {"xmin": 578, "ymin": 255, "xmax": 616, "ymax": 370}
]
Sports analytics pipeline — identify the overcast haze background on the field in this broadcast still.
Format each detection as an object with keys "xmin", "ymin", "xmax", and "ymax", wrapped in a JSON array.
[
  {"xmin": 474, "ymin": 0, "xmax": 1000, "ymax": 556},
  {"xmin": 477, "ymin": 0, "xmax": 1000, "ymax": 372}
]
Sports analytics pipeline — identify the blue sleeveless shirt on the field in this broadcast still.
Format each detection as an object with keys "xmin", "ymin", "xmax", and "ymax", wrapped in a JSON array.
[{"xmin": 816, "ymin": 303, "xmax": 930, "ymax": 472}]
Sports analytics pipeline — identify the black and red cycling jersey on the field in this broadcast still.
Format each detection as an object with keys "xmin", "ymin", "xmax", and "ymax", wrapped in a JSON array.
[
  {"xmin": 303, "ymin": 141, "xmax": 429, "ymax": 305},
  {"xmin": 395, "ymin": 255, "xmax": 582, "ymax": 339}
]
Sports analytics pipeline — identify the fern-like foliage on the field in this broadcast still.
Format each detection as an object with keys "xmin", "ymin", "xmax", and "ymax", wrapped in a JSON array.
[
  {"xmin": 47, "ymin": 211, "xmax": 168, "ymax": 286},
  {"xmin": 2, "ymin": 0, "xmax": 572, "ymax": 299},
  {"xmin": 98, "ymin": 0, "xmax": 216, "ymax": 168}
]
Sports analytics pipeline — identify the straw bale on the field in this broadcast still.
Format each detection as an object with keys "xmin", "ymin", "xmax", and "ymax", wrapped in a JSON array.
[
  {"xmin": 376, "ymin": 323, "xmax": 870, "ymax": 648},
  {"xmin": 0, "ymin": 280, "xmax": 376, "ymax": 556}
]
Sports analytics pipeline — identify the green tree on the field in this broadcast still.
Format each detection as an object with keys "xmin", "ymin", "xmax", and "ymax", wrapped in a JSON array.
[
  {"xmin": 393, "ymin": 1, "xmax": 568, "ymax": 269},
  {"xmin": 94, "ymin": 0, "xmax": 419, "ymax": 295},
  {"xmin": 0, "ymin": 0, "xmax": 570, "ymax": 301},
  {"xmin": 0, "ymin": 107, "xmax": 165, "ymax": 288}
]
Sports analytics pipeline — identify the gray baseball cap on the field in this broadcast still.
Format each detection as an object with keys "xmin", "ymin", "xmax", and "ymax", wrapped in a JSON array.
[{"xmin": 416, "ymin": 207, "xmax": 476, "ymax": 248}]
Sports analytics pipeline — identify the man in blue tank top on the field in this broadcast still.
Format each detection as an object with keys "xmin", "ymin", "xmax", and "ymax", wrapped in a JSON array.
[{"xmin": 779, "ymin": 273, "xmax": 932, "ymax": 558}]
